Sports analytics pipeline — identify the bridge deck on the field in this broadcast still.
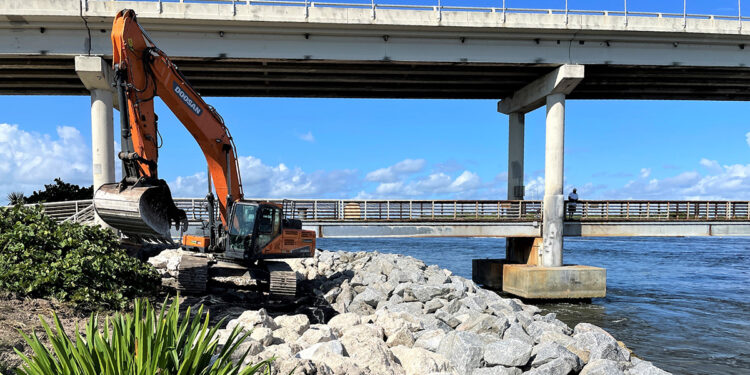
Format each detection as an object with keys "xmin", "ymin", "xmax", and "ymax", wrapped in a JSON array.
[{"xmin": 4, "ymin": 0, "xmax": 750, "ymax": 99}]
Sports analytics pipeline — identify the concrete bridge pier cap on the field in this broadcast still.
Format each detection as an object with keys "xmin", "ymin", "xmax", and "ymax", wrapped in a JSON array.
[
  {"xmin": 473, "ymin": 64, "xmax": 606, "ymax": 299},
  {"xmin": 75, "ymin": 56, "xmax": 116, "ymax": 228}
]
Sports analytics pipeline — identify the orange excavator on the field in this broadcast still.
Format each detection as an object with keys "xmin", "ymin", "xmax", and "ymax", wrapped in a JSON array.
[{"xmin": 94, "ymin": 9, "xmax": 315, "ymax": 296}]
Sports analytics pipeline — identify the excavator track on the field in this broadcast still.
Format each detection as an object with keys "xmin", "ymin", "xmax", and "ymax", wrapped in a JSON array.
[{"xmin": 265, "ymin": 261, "xmax": 297, "ymax": 298}]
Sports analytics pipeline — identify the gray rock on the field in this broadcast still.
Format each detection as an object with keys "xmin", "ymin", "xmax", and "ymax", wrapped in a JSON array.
[
  {"xmin": 580, "ymin": 359, "xmax": 627, "ymax": 375},
  {"xmin": 437, "ymin": 331, "xmax": 485, "ymax": 374},
  {"xmin": 625, "ymin": 359, "xmax": 671, "ymax": 375},
  {"xmin": 386, "ymin": 328, "xmax": 415, "ymax": 347},
  {"xmin": 456, "ymin": 314, "xmax": 509, "ymax": 336},
  {"xmin": 531, "ymin": 342, "xmax": 583, "ymax": 372},
  {"xmin": 327, "ymin": 312, "xmax": 361, "ymax": 335},
  {"xmin": 424, "ymin": 299, "xmax": 444, "ymax": 313},
  {"xmin": 460, "ymin": 295, "xmax": 488, "ymax": 312},
  {"xmin": 387, "ymin": 302, "xmax": 424, "ymax": 316},
  {"xmin": 503, "ymin": 323, "xmax": 534, "ymax": 345},
  {"xmin": 409, "ymin": 285, "xmax": 447, "ymax": 302},
  {"xmin": 296, "ymin": 324, "xmax": 336, "ymax": 347},
  {"xmin": 230, "ymin": 339, "xmax": 264, "ymax": 364},
  {"xmin": 274, "ymin": 314, "xmax": 310, "ymax": 335},
  {"xmin": 340, "ymin": 330, "xmax": 402, "ymax": 375},
  {"xmin": 415, "ymin": 329, "xmax": 446, "ymax": 352},
  {"xmin": 483, "ymin": 338, "xmax": 533, "ymax": 367},
  {"xmin": 571, "ymin": 324, "xmax": 629, "ymax": 363},
  {"xmin": 352, "ymin": 286, "xmax": 387, "ymax": 308},
  {"xmin": 296, "ymin": 340, "xmax": 344, "ymax": 360},
  {"xmin": 472, "ymin": 366, "xmax": 522, "ymax": 375},
  {"xmin": 391, "ymin": 346, "xmax": 451, "ymax": 375},
  {"xmin": 526, "ymin": 320, "xmax": 571, "ymax": 343},
  {"xmin": 527, "ymin": 357, "xmax": 578, "ymax": 375}
]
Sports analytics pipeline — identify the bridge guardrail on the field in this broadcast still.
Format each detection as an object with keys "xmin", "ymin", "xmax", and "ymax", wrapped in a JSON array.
[
  {"xmin": 25, "ymin": 198, "xmax": 750, "ymax": 224},
  {"xmin": 102, "ymin": 0, "xmax": 749, "ymax": 29}
]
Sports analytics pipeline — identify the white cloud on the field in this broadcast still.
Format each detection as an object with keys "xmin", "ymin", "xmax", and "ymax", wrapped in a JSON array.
[
  {"xmin": 169, "ymin": 155, "xmax": 359, "ymax": 199},
  {"xmin": 0, "ymin": 123, "xmax": 90, "ymax": 201},
  {"xmin": 640, "ymin": 168, "xmax": 651, "ymax": 178},
  {"xmin": 599, "ymin": 160, "xmax": 750, "ymax": 200},
  {"xmin": 298, "ymin": 131, "xmax": 315, "ymax": 143},
  {"xmin": 365, "ymin": 158, "xmax": 426, "ymax": 182},
  {"xmin": 746, "ymin": 131, "xmax": 750, "ymax": 147}
]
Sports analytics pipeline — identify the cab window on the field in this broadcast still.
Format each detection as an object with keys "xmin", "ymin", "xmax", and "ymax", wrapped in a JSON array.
[
  {"xmin": 256, "ymin": 205, "xmax": 282, "ymax": 249},
  {"xmin": 228, "ymin": 204, "xmax": 257, "ymax": 253}
]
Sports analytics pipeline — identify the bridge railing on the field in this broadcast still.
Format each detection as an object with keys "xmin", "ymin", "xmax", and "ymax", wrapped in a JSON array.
[
  {"xmin": 22, "ymin": 198, "xmax": 750, "ymax": 224},
  {"xmin": 104, "ymin": 0, "xmax": 749, "ymax": 26},
  {"xmin": 569, "ymin": 201, "xmax": 750, "ymax": 221}
]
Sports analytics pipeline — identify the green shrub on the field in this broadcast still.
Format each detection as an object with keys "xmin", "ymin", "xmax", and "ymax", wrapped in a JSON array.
[
  {"xmin": 25, "ymin": 178, "xmax": 93, "ymax": 204},
  {"xmin": 0, "ymin": 205, "xmax": 159, "ymax": 309},
  {"xmin": 14, "ymin": 297, "xmax": 273, "ymax": 375}
]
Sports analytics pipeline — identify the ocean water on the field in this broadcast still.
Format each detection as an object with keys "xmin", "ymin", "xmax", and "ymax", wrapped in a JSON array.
[{"xmin": 316, "ymin": 237, "xmax": 750, "ymax": 375}]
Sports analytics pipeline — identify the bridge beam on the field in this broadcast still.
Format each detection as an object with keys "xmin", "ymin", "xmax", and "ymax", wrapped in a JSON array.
[{"xmin": 75, "ymin": 56, "xmax": 115, "ymax": 228}]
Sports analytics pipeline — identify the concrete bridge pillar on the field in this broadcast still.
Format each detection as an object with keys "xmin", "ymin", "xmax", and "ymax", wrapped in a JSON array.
[
  {"xmin": 507, "ymin": 112, "xmax": 525, "ymax": 200},
  {"xmin": 542, "ymin": 93, "xmax": 565, "ymax": 267},
  {"xmin": 479, "ymin": 64, "xmax": 605, "ymax": 299},
  {"xmin": 75, "ymin": 56, "xmax": 116, "ymax": 227}
]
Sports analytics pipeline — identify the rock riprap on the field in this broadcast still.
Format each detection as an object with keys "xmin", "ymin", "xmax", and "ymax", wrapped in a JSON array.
[{"xmin": 149, "ymin": 249, "xmax": 670, "ymax": 375}]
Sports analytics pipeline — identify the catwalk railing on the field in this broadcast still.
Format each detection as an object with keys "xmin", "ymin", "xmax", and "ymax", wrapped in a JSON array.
[{"xmin": 27, "ymin": 199, "xmax": 750, "ymax": 224}]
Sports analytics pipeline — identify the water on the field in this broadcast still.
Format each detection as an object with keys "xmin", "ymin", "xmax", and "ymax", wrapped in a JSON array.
[{"xmin": 316, "ymin": 237, "xmax": 750, "ymax": 375}]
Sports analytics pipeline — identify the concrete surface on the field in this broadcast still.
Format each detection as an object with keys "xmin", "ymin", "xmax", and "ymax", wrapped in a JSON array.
[
  {"xmin": 3, "ymin": 1, "xmax": 750, "ymax": 99},
  {"xmin": 502, "ymin": 264, "xmax": 607, "ymax": 299}
]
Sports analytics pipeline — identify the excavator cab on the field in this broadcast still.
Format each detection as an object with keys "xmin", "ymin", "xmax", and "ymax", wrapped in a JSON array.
[{"xmin": 212, "ymin": 201, "xmax": 314, "ymax": 262}]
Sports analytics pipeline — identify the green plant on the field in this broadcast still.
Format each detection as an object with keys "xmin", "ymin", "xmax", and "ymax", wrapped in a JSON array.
[
  {"xmin": 25, "ymin": 178, "xmax": 93, "ymax": 204},
  {"xmin": 6, "ymin": 192, "xmax": 25, "ymax": 205},
  {"xmin": 14, "ymin": 297, "xmax": 273, "ymax": 375},
  {"xmin": 0, "ymin": 205, "xmax": 159, "ymax": 309}
]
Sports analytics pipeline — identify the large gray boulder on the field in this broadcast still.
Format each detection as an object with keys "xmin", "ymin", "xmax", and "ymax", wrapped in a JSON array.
[
  {"xmin": 570, "ymin": 323, "xmax": 630, "ymax": 363},
  {"xmin": 437, "ymin": 331, "xmax": 485, "ymax": 374},
  {"xmin": 296, "ymin": 324, "xmax": 337, "ymax": 347},
  {"xmin": 274, "ymin": 314, "xmax": 310, "ymax": 335},
  {"xmin": 295, "ymin": 340, "xmax": 344, "ymax": 361},
  {"xmin": 352, "ymin": 286, "xmax": 386, "ymax": 308},
  {"xmin": 580, "ymin": 359, "xmax": 627, "ymax": 375},
  {"xmin": 415, "ymin": 329, "xmax": 446, "ymax": 352},
  {"xmin": 483, "ymin": 338, "xmax": 533, "ymax": 367},
  {"xmin": 391, "ymin": 345, "xmax": 452, "ymax": 375},
  {"xmin": 626, "ymin": 358, "xmax": 672, "ymax": 375},
  {"xmin": 530, "ymin": 342, "xmax": 584, "ymax": 373},
  {"xmin": 340, "ymin": 330, "xmax": 403, "ymax": 375}
]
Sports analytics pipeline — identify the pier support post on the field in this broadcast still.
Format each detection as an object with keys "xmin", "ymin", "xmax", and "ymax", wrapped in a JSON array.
[
  {"xmin": 75, "ymin": 56, "xmax": 116, "ymax": 227},
  {"xmin": 476, "ymin": 64, "xmax": 605, "ymax": 299},
  {"xmin": 507, "ymin": 112, "xmax": 525, "ymax": 201},
  {"xmin": 542, "ymin": 93, "xmax": 565, "ymax": 267}
]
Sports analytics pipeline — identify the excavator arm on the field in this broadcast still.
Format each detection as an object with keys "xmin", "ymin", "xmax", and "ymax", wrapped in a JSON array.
[{"xmin": 94, "ymin": 9, "xmax": 243, "ymax": 242}]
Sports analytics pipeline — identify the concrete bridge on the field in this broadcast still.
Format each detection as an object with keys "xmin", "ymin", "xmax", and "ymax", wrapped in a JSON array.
[{"xmin": 5, "ymin": 0, "xmax": 750, "ymax": 299}]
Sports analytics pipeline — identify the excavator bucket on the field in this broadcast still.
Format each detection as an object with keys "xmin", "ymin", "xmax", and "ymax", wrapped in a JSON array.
[{"xmin": 94, "ymin": 183, "xmax": 187, "ymax": 244}]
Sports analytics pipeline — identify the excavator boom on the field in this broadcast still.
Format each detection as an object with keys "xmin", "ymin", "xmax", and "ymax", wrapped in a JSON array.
[{"xmin": 95, "ymin": 9, "xmax": 243, "ymax": 242}]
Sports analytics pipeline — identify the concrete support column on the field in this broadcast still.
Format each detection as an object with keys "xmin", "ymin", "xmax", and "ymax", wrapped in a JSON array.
[
  {"xmin": 507, "ymin": 112, "xmax": 525, "ymax": 200},
  {"xmin": 90, "ymin": 89, "xmax": 115, "ymax": 192},
  {"xmin": 75, "ymin": 56, "xmax": 116, "ymax": 228},
  {"xmin": 541, "ymin": 93, "xmax": 566, "ymax": 267}
]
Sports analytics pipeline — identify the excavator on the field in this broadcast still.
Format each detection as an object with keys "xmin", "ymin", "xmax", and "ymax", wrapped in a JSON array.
[{"xmin": 93, "ymin": 9, "xmax": 316, "ymax": 297}]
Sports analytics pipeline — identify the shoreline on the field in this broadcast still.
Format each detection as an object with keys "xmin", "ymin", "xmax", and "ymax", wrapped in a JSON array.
[{"xmin": 151, "ymin": 248, "xmax": 671, "ymax": 375}]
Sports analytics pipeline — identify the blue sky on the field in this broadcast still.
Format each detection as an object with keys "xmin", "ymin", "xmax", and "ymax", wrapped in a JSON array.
[
  {"xmin": 0, "ymin": 0, "xmax": 748, "ymax": 202},
  {"xmin": 1, "ymin": 95, "xmax": 747, "ymax": 201}
]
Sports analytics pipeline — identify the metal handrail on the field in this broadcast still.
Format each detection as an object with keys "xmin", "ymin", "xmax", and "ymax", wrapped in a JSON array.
[
  {"xmin": 96, "ymin": 0, "xmax": 749, "ymax": 25},
  {"xmin": 31, "ymin": 198, "xmax": 750, "ymax": 223}
]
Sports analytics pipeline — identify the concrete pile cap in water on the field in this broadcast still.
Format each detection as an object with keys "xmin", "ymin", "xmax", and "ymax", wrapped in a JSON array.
[{"xmin": 148, "ymin": 249, "xmax": 671, "ymax": 375}]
